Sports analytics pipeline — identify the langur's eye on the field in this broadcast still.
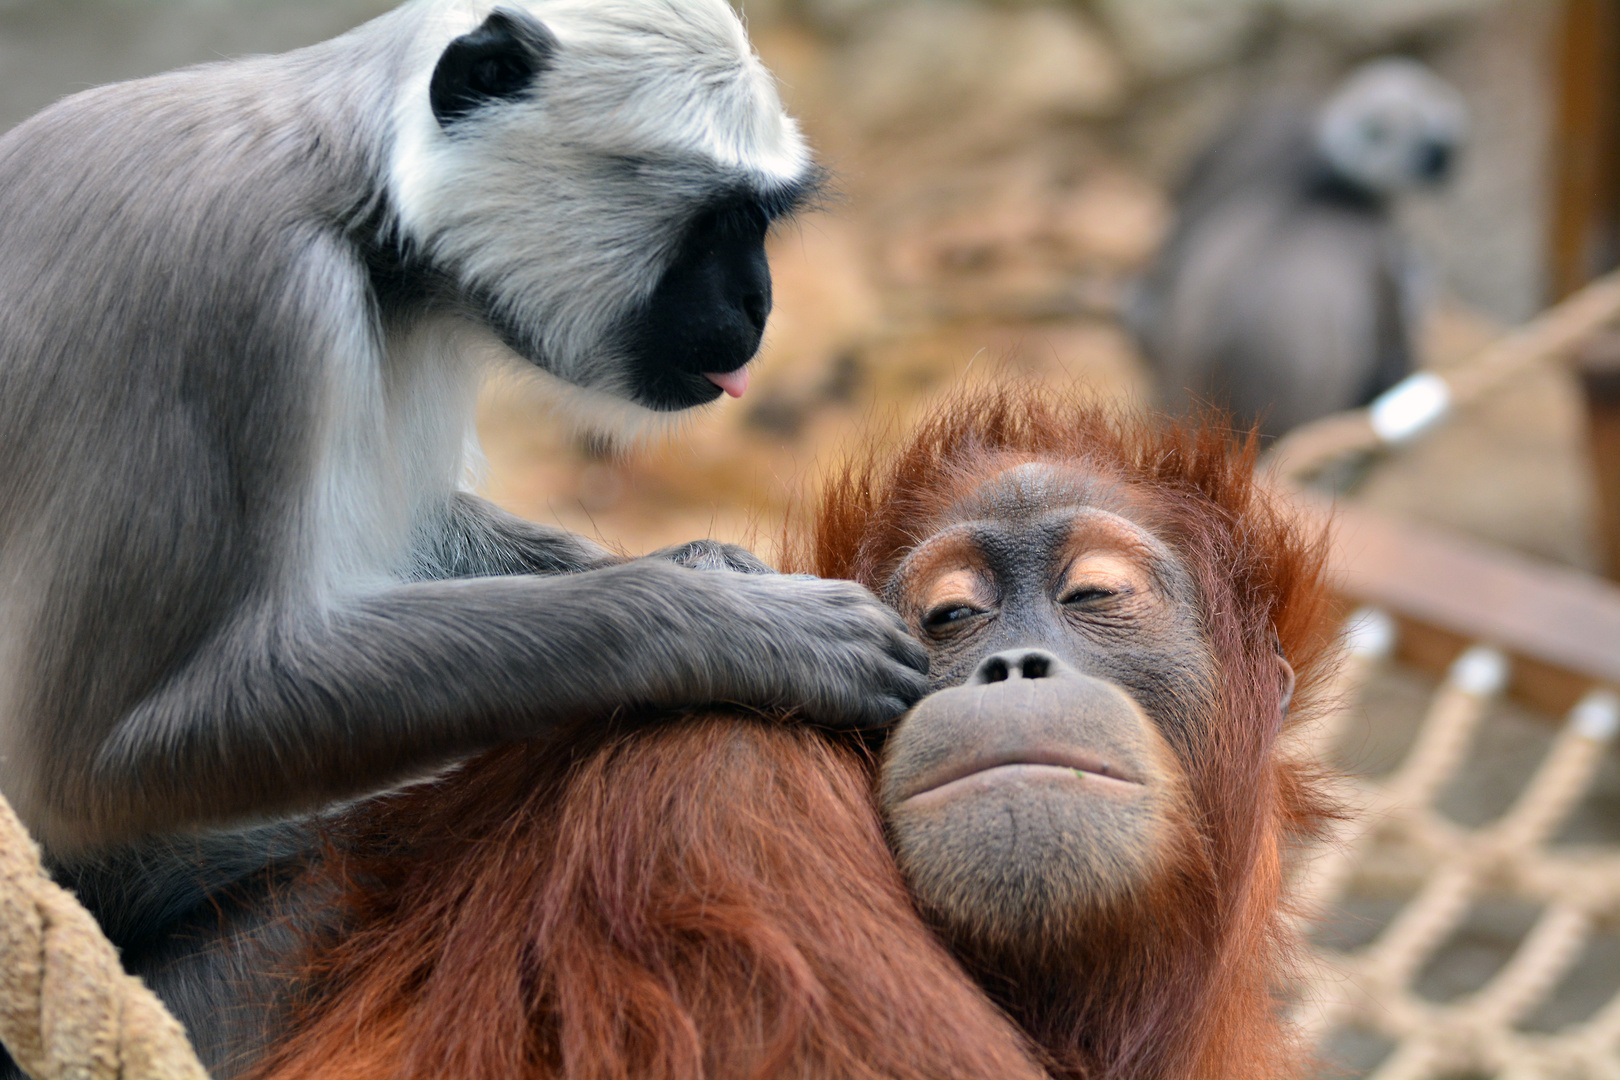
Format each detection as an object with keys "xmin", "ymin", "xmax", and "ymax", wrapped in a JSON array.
[
  {"xmin": 696, "ymin": 201, "xmax": 769, "ymax": 244},
  {"xmin": 728, "ymin": 203, "xmax": 770, "ymax": 239},
  {"xmin": 923, "ymin": 605, "xmax": 981, "ymax": 631}
]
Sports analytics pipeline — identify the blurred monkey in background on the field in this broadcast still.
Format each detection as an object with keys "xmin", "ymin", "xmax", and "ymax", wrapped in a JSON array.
[{"xmin": 1129, "ymin": 58, "xmax": 1467, "ymax": 438}]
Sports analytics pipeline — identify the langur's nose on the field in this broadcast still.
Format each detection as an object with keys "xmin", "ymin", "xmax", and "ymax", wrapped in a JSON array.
[
  {"xmin": 971, "ymin": 649, "xmax": 1063, "ymax": 685},
  {"xmin": 743, "ymin": 286, "xmax": 771, "ymax": 333}
]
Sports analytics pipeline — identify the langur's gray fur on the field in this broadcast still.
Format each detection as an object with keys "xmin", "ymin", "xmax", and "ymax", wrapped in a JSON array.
[
  {"xmin": 1130, "ymin": 58, "xmax": 1467, "ymax": 438},
  {"xmin": 0, "ymin": 2, "xmax": 930, "ymax": 1070}
]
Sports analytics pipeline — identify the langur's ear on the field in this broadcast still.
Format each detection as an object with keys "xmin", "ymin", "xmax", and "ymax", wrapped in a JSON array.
[{"xmin": 430, "ymin": 8, "xmax": 558, "ymax": 128}]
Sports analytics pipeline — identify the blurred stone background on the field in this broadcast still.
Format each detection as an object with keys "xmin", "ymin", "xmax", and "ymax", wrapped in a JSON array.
[{"xmin": 0, "ymin": 0, "xmax": 1587, "ymax": 569}]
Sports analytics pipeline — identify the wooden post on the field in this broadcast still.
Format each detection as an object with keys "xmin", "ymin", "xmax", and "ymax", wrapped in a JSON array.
[
  {"xmin": 1552, "ymin": 1, "xmax": 1620, "ymax": 577},
  {"xmin": 1549, "ymin": 0, "xmax": 1620, "ymax": 300},
  {"xmin": 1577, "ymin": 331, "xmax": 1620, "ymax": 578}
]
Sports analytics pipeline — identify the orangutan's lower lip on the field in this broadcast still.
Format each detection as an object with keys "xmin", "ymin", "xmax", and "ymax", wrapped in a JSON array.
[{"xmin": 704, "ymin": 368, "xmax": 750, "ymax": 398}]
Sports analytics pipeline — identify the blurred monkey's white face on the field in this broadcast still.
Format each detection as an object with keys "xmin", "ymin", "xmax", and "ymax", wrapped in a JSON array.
[{"xmin": 1315, "ymin": 57, "xmax": 1467, "ymax": 194}]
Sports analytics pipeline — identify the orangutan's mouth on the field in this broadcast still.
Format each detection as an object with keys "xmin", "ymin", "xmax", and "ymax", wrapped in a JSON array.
[{"xmin": 900, "ymin": 748, "xmax": 1143, "ymax": 805}]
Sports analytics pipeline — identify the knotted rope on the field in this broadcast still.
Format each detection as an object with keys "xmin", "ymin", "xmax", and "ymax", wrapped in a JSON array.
[
  {"xmin": 0, "ymin": 793, "xmax": 208, "ymax": 1080},
  {"xmin": 1295, "ymin": 609, "xmax": 1620, "ymax": 1080}
]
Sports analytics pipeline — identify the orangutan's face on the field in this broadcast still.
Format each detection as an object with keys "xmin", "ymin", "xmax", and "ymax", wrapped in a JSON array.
[{"xmin": 878, "ymin": 462, "xmax": 1264, "ymax": 951}]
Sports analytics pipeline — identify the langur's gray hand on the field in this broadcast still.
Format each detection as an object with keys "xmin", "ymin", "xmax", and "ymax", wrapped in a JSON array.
[
  {"xmin": 647, "ymin": 539, "xmax": 775, "ymax": 574},
  {"xmin": 599, "ymin": 561, "xmax": 930, "ymax": 730}
]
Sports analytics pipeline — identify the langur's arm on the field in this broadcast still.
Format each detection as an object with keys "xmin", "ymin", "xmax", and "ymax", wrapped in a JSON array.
[
  {"xmin": 427, "ymin": 496, "xmax": 774, "ymax": 578},
  {"xmin": 50, "ymin": 561, "xmax": 927, "ymax": 852},
  {"xmin": 421, "ymin": 492, "xmax": 623, "ymax": 578}
]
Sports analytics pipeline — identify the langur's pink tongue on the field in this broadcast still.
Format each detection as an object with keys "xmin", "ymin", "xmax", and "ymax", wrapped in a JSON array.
[{"xmin": 704, "ymin": 368, "xmax": 751, "ymax": 399}]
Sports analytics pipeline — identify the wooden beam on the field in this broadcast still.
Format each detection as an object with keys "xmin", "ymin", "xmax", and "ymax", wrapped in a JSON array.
[{"xmin": 1301, "ymin": 497, "xmax": 1620, "ymax": 689}]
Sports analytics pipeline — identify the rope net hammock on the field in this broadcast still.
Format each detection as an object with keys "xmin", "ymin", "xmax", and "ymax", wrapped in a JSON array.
[{"xmin": 1294, "ymin": 608, "xmax": 1620, "ymax": 1080}]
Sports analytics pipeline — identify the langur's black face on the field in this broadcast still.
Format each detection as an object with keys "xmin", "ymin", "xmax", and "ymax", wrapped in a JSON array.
[{"xmin": 619, "ymin": 191, "xmax": 787, "ymax": 412}]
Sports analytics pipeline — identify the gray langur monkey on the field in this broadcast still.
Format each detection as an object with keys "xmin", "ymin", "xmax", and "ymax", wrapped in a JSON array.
[
  {"xmin": 0, "ymin": 0, "xmax": 931, "ymax": 973},
  {"xmin": 1129, "ymin": 57, "xmax": 1467, "ymax": 438}
]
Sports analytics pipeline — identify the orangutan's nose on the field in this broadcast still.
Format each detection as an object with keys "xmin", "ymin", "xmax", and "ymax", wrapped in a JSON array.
[{"xmin": 970, "ymin": 649, "xmax": 1064, "ymax": 685}]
